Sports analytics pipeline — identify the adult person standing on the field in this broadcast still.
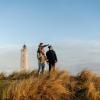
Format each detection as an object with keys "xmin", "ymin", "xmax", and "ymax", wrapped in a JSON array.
[
  {"xmin": 46, "ymin": 45, "xmax": 58, "ymax": 72},
  {"xmin": 37, "ymin": 43, "xmax": 49, "ymax": 74}
]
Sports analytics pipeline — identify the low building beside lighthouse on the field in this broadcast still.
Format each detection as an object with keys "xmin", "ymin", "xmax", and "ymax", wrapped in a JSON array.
[{"xmin": 20, "ymin": 45, "xmax": 29, "ymax": 72}]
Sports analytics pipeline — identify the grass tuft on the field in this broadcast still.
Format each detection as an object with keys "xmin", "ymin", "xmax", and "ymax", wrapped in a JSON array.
[{"xmin": 0, "ymin": 69, "xmax": 99, "ymax": 100}]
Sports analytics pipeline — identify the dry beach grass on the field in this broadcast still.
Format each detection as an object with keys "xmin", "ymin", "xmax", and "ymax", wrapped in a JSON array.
[{"xmin": 0, "ymin": 70, "xmax": 100, "ymax": 100}]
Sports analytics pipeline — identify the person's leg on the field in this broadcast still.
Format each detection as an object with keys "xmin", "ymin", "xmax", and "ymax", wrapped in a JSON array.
[
  {"xmin": 42, "ymin": 63, "xmax": 45, "ymax": 74},
  {"xmin": 51, "ymin": 62, "xmax": 56, "ymax": 72},
  {"xmin": 38, "ymin": 62, "xmax": 41, "ymax": 74},
  {"xmin": 38, "ymin": 63, "xmax": 42, "ymax": 74},
  {"xmin": 49, "ymin": 63, "xmax": 52, "ymax": 73},
  {"xmin": 52, "ymin": 63, "xmax": 56, "ymax": 71}
]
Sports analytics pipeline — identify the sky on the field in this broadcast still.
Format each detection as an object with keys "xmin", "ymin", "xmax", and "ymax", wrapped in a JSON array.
[{"xmin": 0, "ymin": 0, "xmax": 100, "ymax": 74}]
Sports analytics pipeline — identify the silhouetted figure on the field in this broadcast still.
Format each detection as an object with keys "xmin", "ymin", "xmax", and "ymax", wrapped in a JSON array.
[
  {"xmin": 46, "ymin": 46, "xmax": 57, "ymax": 72},
  {"xmin": 37, "ymin": 43, "xmax": 49, "ymax": 74}
]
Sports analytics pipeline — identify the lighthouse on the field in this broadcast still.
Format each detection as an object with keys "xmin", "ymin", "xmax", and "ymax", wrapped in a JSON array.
[{"xmin": 20, "ymin": 45, "xmax": 29, "ymax": 72}]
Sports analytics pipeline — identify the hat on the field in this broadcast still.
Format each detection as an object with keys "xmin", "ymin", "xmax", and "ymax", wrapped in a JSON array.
[
  {"xmin": 39, "ymin": 43, "xmax": 43, "ymax": 47},
  {"xmin": 48, "ymin": 45, "xmax": 52, "ymax": 49}
]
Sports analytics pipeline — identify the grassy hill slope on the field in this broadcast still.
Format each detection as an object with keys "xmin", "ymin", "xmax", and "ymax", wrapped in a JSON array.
[{"xmin": 0, "ymin": 70, "xmax": 100, "ymax": 100}]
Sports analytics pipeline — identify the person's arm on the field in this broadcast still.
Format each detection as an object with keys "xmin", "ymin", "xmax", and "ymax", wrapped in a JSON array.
[
  {"xmin": 46, "ymin": 52, "xmax": 49, "ymax": 63},
  {"xmin": 54, "ymin": 51, "xmax": 57, "ymax": 62},
  {"xmin": 37, "ymin": 49, "xmax": 40, "ymax": 58},
  {"xmin": 37, "ymin": 52, "xmax": 42, "ymax": 60},
  {"xmin": 42, "ymin": 44, "xmax": 49, "ymax": 48}
]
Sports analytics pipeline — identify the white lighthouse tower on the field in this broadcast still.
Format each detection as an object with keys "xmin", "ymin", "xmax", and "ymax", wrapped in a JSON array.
[{"xmin": 20, "ymin": 45, "xmax": 29, "ymax": 72}]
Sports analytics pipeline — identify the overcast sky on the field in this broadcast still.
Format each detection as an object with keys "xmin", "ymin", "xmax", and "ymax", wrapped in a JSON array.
[{"xmin": 0, "ymin": 0, "xmax": 100, "ymax": 74}]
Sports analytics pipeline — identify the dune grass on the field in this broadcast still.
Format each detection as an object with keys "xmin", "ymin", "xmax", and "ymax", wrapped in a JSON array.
[{"xmin": 0, "ymin": 70, "xmax": 100, "ymax": 100}]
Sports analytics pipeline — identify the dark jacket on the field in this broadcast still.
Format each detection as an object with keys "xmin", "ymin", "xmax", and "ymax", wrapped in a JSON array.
[{"xmin": 46, "ymin": 50, "xmax": 57, "ymax": 63}]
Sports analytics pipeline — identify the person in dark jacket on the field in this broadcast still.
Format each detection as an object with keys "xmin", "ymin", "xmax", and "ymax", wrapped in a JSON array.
[{"xmin": 46, "ymin": 45, "xmax": 57, "ymax": 72}]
